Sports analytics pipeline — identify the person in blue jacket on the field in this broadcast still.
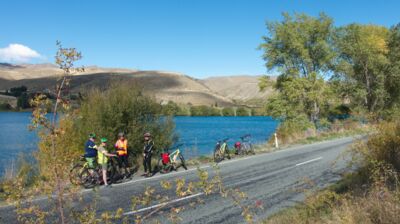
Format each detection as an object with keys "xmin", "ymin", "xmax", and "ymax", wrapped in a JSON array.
[{"xmin": 84, "ymin": 133, "xmax": 98, "ymax": 169}]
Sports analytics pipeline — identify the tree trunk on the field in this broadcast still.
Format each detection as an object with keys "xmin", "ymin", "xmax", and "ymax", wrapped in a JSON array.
[{"xmin": 364, "ymin": 62, "xmax": 373, "ymax": 112}]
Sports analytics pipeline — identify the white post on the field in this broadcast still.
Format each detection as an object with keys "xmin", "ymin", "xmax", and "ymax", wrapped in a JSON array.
[{"xmin": 274, "ymin": 133, "xmax": 279, "ymax": 149}]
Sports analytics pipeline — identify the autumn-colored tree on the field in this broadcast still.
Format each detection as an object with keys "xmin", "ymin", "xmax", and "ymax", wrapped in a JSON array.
[
  {"xmin": 385, "ymin": 23, "xmax": 400, "ymax": 109},
  {"xmin": 259, "ymin": 13, "xmax": 336, "ymax": 123},
  {"xmin": 28, "ymin": 41, "xmax": 83, "ymax": 223},
  {"xmin": 334, "ymin": 24, "xmax": 390, "ymax": 112}
]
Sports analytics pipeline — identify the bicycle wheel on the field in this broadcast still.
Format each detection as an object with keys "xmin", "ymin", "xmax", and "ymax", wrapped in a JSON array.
[
  {"xmin": 157, "ymin": 158, "xmax": 164, "ymax": 173},
  {"xmin": 107, "ymin": 161, "xmax": 117, "ymax": 183},
  {"xmin": 249, "ymin": 144, "xmax": 255, "ymax": 155},
  {"xmin": 238, "ymin": 145, "xmax": 244, "ymax": 155},
  {"xmin": 225, "ymin": 146, "xmax": 231, "ymax": 160},
  {"xmin": 69, "ymin": 164, "xmax": 84, "ymax": 185},
  {"xmin": 81, "ymin": 169, "xmax": 96, "ymax": 189},
  {"xmin": 214, "ymin": 148, "xmax": 222, "ymax": 163},
  {"xmin": 242, "ymin": 144, "xmax": 249, "ymax": 155},
  {"xmin": 179, "ymin": 154, "xmax": 188, "ymax": 170}
]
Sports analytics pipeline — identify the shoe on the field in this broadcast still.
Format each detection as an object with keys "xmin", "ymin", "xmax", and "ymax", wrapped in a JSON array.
[{"xmin": 103, "ymin": 184, "xmax": 112, "ymax": 188}]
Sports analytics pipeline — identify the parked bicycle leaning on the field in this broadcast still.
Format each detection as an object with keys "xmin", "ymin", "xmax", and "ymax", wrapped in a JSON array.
[
  {"xmin": 214, "ymin": 138, "xmax": 231, "ymax": 163},
  {"xmin": 158, "ymin": 144, "xmax": 188, "ymax": 173},
  {"xmin": 234, "ymin": 134, "xmax": 255, "ymax": 155}
]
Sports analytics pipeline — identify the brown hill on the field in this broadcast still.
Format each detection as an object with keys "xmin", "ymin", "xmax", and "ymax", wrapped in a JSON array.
[
  {"xmin": 201, "ymin": 75, "xmax": 275, "ymax": 106},
  {"xmin": 0, "ymin": 64, "xmax": 234, "ymax": 106},
  {"xmin": 0, "ymin": 64, "xmax": 275, "ymax": 107}
]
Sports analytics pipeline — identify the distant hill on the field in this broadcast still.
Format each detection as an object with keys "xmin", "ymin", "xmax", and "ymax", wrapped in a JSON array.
[
  {"xmin": 201, "ymin": 75, "xmax": 275, "ymax": 105},
  {"xmin": 0, "ymin": 63, "xmax": 275, "ymax": 107}
]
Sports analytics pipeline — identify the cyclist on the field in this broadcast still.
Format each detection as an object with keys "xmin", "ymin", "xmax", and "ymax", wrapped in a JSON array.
[
  {"xmin": 143, "ymin": 132, "xmax": 154, "ymax": 177},
  {"xmin": 84, "ymin": 133, "xmax": 97, "ymax": 169},
  {"xmin": 115, "ymin": 132, "xmax": 130, "ymax": 178},
  {"xmin": 97, "ymin": 138, "xmax": 117, "ymax": 187}
]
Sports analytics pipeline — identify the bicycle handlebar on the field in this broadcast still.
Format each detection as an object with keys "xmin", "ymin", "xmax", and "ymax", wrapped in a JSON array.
[
  {"xmin": 240, "ymin": 134, "xmax": 251, "ymax": 139},
  {"xmin": 217, "ymin": 138, "xmax": 229, "ymax": 143},
  {"xmin": 173, "ymin": 143, "xmax": 184, "ymax": 149},
  {"xmin": 165, "ymin": 143, "xmax": 184, "ymax": 151}
]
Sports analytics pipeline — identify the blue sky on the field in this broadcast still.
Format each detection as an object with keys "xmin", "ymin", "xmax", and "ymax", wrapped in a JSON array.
[{"xmin": 1, "ymin": 0, "xmax": 399, "ymax": 78}]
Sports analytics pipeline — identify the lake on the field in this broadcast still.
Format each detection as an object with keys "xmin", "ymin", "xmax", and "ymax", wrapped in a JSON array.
[{"xmin": 0, "ymin": 112, "xmax": 278, "ymax": 174}]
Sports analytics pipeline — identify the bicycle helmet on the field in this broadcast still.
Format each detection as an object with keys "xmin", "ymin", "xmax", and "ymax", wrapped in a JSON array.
[
  {"xmin": 118, "ymin": 132, "xmax": 125, "ymax": 138},
  {"xmin": 89, "ymin": 133, "xmax": 96, "ymax": 139},
  {"xmin": 101, "ymin": 137, "xmax": 108, "ymax": 143}
]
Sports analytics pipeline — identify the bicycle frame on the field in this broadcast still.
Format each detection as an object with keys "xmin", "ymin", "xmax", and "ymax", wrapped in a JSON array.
[
  {"xmin": 219, "ymin": 142, "xmax": 227, "ymax": 154},
  {"xmin": 168, "ymin": 148, "xmax": 181, "ymax": 164}
]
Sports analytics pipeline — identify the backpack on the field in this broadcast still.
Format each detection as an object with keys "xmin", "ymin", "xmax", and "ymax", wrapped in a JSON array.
[
  {"xmin": 234, "ymin": 142, "xmax": 241, "ymax": 149},
  {"xmin": 162, "ymin": 152, "xmax": 170, "ymax": 165}
]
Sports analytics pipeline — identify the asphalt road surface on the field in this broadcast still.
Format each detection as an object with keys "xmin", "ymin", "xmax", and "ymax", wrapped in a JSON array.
[{"xmin": 0, "ymin": 136, "xmax": 359, "ymax": 223}]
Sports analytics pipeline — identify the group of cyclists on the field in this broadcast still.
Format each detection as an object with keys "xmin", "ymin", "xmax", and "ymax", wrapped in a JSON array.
[{"xmin": 83, "ymin": 132, "xmax": 154, "ymax": 187}]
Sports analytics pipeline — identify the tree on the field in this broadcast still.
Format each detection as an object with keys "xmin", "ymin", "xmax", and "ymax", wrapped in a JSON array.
[
  {"xmin": 222, "ymin": 107, "xmax": 235, "ymax": 116},
  {"xmin": 335, "ymin": 24, "xmax": 389, "ymax": 112},
  {"xmin": 236, "ymin": 107, "xmax": 249, "ymax": 116},
  {"xmin": 29, "ymin": 41, "xmax": 83, "ymax": 223},
  {"xmin": 162, "ymin": 101, "xmax": 181, "ymax": 115},
  {"xmin": 385, "ymin": 23, "xmax": 400, "ymax": 108},
  {"xmin": 17, "ymin": 92, "xmax": 30, "ymax": 109},
  {"xmin": 260, "ymin": 12, "xmax": 336, "ymax": 123},
  {"xmin": 190, "ymin": 105, "xmax": 221, "ymax": 116}
]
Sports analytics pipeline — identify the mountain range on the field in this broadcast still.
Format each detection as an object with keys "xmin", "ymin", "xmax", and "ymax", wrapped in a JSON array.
[{"xmin": 0, "ymin": 63, "xmax": 275, "ymax": 107}]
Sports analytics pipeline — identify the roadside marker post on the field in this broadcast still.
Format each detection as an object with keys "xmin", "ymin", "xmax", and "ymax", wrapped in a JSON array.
[{"xmin": 274, "ymin": 133, "xmax": 279, "ymax": 149}]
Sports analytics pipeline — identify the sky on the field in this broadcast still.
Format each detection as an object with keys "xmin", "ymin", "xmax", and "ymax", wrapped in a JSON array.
[{"xmin": 1, "ymin": 0, "xmax": 400, "ymax": 78}]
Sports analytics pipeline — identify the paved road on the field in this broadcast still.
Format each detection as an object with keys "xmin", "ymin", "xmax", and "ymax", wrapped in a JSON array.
[{"xmin": 0, "ymin": 137, "xmax": 358, "ymax": 223}]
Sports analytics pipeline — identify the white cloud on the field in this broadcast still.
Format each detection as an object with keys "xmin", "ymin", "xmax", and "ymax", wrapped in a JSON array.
[{"xmin": 0, "ymin": 43, "xmax": 41, "ymax": 63}]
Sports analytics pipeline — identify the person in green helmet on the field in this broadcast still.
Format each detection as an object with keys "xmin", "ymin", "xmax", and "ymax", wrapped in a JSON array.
[
  {"xmin": 97, "ymin": 137, "xmax": 117, "ymax": 187},
  {"xmin": 84, "ymin": 133, "xmax": 98, "ymax": 169}
]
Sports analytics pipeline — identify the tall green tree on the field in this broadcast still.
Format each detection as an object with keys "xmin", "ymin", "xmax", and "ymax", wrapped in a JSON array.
[
  {"xmin": 260, "ymin": 13, "xmax": 336, "ymax": 123},
  {"xmin": 334, "ymin": 24, "xmax": 389, "ymax": 112},
  {"xmin": 385, "ymin": 23, "xmax": 400, "ymax": 108}
]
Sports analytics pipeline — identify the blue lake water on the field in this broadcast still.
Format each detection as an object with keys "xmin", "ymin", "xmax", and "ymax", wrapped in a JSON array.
[{"xmin": 0, "ymin": 112, "xmax": 278, "ymax": 174}]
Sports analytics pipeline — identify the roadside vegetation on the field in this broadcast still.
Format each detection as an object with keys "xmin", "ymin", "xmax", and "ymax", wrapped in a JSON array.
[
  {"xmin": 264, "ymin": 121, "xmax": 400, "ymax": 224},
  {"xmin": 259, "ymin": 12, "xmax": 400, "ymax": 223}
]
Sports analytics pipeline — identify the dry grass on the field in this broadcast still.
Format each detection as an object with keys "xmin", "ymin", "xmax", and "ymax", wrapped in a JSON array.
[
  {"xmin": 264, "ymin": 121, "xmax": 400, "ymax": 224},
  {"xmin": 265, "ymin": 186, "xmax": 400, "ymax": 224}
]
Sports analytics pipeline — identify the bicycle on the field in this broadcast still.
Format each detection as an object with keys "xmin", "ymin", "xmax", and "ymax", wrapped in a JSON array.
[
  {"xmin": 157, "ymin": 144, "xmax": 188, "ymax": 173},
  {"xmin": 69, "ymin": 155, "xmax": 117, "ymax": 188},
  {"xmin": 214, "ymin": 138, "xmax": 231, "ymax": 163},
  {"xmin": 235, "ymin": 134, "xmax": 255, "ymax": 155}
]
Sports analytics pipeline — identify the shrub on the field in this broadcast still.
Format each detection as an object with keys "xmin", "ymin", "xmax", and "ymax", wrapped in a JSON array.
[
  {"xmin": 236, "ymin": 107, "xmax": 249, "ymax": 116},
  {"xmin": 190, "ymin": 105, "xmax": 221, "ymax": 116},
  {"xmin": 351, "ymin": 121, "xmax": 400, "ymax": 183},
  {"xmin": 276, "ymin": 115, "xmax": 315, "ymax": 144},
  {"xmin": 222, "ymin": 107, "xmax": 235, "ymax": 116},
  {"xmin": 17, "ymin": 92, "xmax": 30, "ymax": 109},
  {"xmin": 73, "ymin": 82, "xmax": 176, "ymax": 157},
  {"xmin": 0, "ymin": 103, "xmax": 12, "ymax": 111},
  {"xmin": 161, "ymin": 101, "xmax": 185, "ymax": 116}
]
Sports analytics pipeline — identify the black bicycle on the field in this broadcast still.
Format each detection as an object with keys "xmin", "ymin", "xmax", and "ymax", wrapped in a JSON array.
[
  {"xmin": 235, "ymin": 134, "xmax": 255, "ymax": 155},
  {"xmin": 69, "ymin": 156, "xmax": 118, "ymax": 188},
  {"xmin": 214, "ymin": 138, "xmax": 231, "ymax": 163}
]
